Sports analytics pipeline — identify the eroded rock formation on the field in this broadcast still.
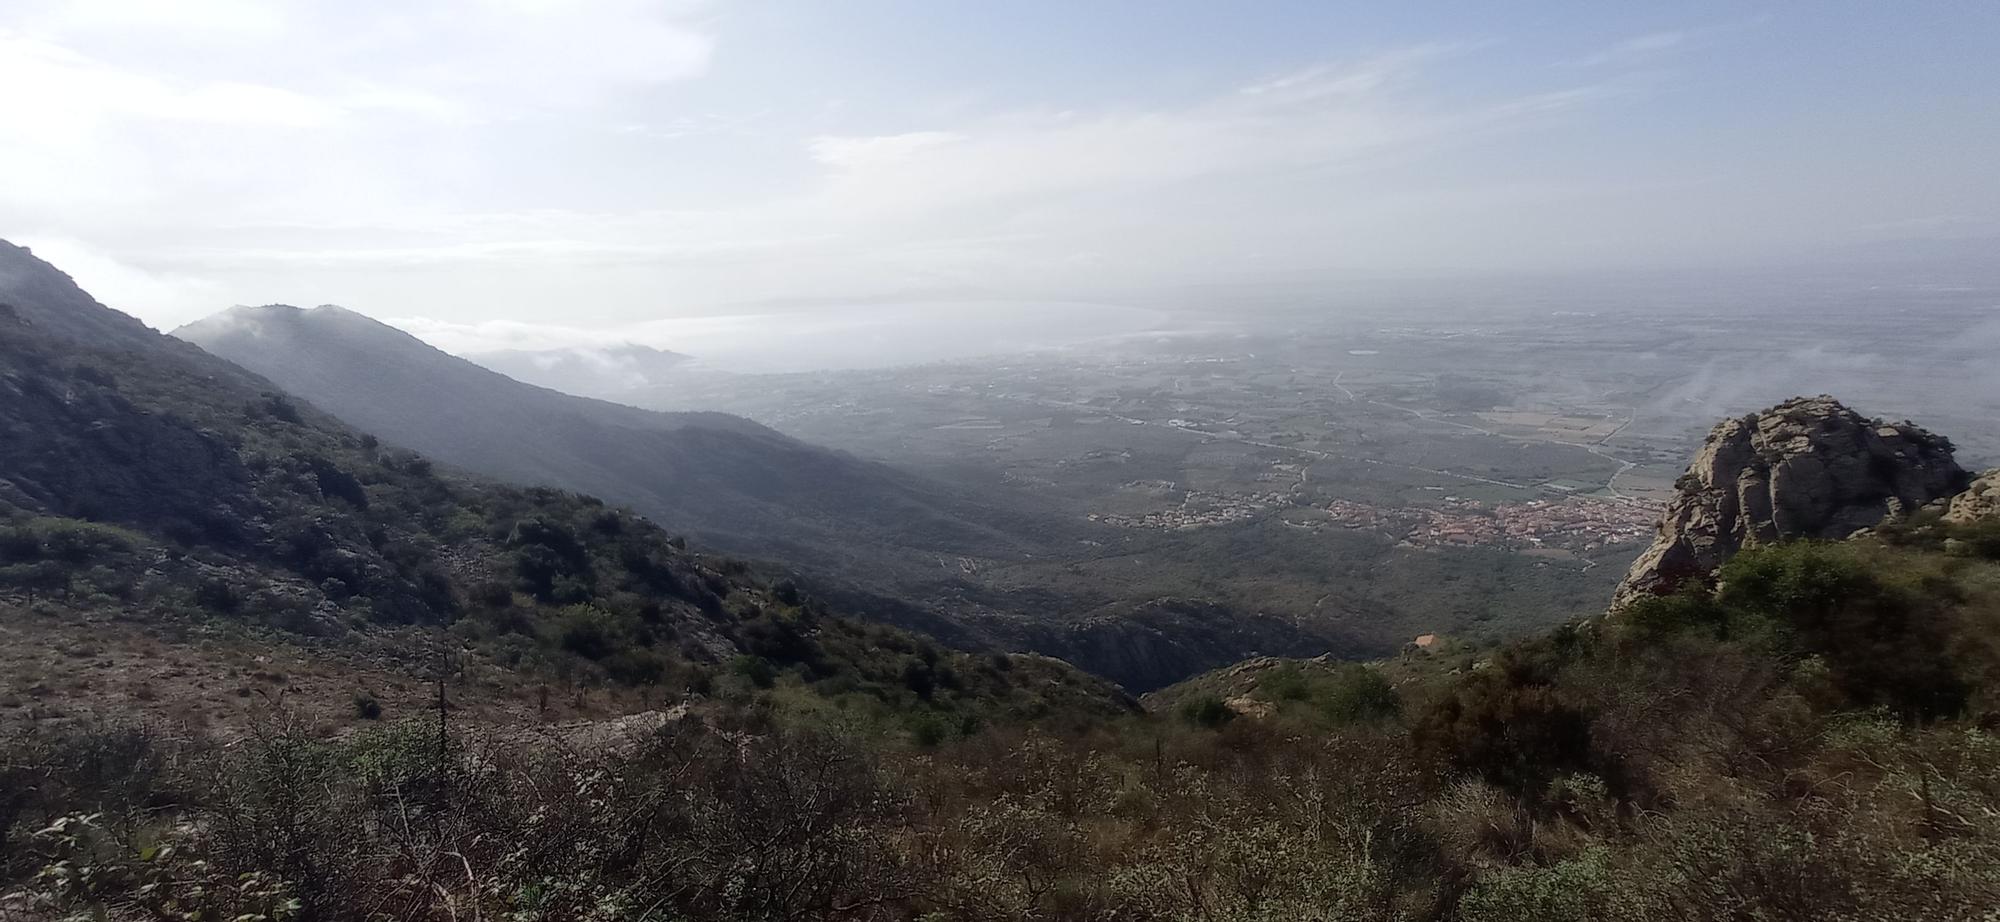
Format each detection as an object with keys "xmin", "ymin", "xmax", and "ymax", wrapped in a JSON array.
[{"xmin": 1614, "ymin": 396, "xmax": 1968, "ymax": 605}]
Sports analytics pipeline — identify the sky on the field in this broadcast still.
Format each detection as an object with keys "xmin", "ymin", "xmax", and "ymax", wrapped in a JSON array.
[{"xmin": 3, "ymin": 1, "xmax": 1997, "ymax": 354}]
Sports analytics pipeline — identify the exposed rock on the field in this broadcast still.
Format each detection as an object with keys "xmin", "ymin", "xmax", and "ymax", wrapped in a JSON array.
[
  {"xmin": 1614, "ymin": 396, "xmax": 1968, "ymax": 605},
  {"xmin": 497, "ymin": 705, "xmax": 691, "ymax": 756},
  {"xmin": 1945, "ymin": 469, "xmax": 2000, "ymax": 525},
  {"xmin": 1223, "ymin": 695, "xmax": 1276, "ymax": 720}
]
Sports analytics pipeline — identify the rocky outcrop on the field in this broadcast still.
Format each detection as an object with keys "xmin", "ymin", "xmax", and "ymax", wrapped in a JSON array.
[
  {"xmin": 1945, "ymin": 469, "xmax": 2000, "ymax": 525},
  {"xmin": 1615, "ymin": 396, "xmax": 1968, "ymax": 605}
]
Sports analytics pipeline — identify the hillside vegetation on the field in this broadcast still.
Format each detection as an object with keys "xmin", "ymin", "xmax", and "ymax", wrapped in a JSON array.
[{"xmin": 8, "ymin": 527, "xmax": 2000, "ymax": 920}]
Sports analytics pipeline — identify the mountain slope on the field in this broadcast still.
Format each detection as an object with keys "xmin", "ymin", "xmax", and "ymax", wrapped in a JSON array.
[
  {"xmin": 0, "ymin": 239, "xmax": 1133, "ymax": 727},
  {"xmin": 175, "ymin": 304, "xmax": 1053, "ymax": 573}
]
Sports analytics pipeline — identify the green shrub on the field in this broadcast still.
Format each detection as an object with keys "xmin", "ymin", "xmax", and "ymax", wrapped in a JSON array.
[
  {"xmin": 1458, "ymin": 848, "xmax": 1623, "ymax": 922},
  {"xmin": 1717, "ymin": 541, "xmax": 1875, "ymax": 623},
  {"xmin": 1259, "ymin": 663, "xmax": 1310, "ymax": 701},
  {"xmin": 352, "ymin": 693, "xmax": 382, "ymax": 720},
  {"xmin": 1320, "ymin": 665, "xmax": 1399, "ymax": 724},
  {"xmin": 1945, "ymin": 518, "xmax": 2000, "ymax": 559},
  {"xmin": 902, "ymin": 659, "xmax": 937, "ymax": 699},
  {"xmin": 1622, "ymin": 586, "xmax": 1732, "ymax": 639},
  {"xmin": 555, "ymin": 606, "xmax": 620, "ymax": 660},
  {"xmin": 1413, "ymin": 659, "xmax": 1593, "ymax": 793},
  {"xmin": 603, "ymin": 648, "xmax": 668, "ymax": 685},
  {"xmin": 0, "ymin": 525, "xmax": 38, "ymax": 561},
  {"xmin": 191, "ymin": 577, "xmax": 241, "ymax": 613},
  {"xmin": 910, "ymin": 714, "xmax": 952, "ymax": 748},
  {"xmin": 1721, "ymin": 542, "xmax": 1968, "ymax": 719},
  {"xmin": 0, "ymin": 560, "xmax": 68, "ymax": 600},
  {"xmin": 731, "ymin": 654, "xmax": 777, "ymax": 689},
  {"xmin": 1180, "ymin": 694, "xmax": 1234, "ymax": 728}
]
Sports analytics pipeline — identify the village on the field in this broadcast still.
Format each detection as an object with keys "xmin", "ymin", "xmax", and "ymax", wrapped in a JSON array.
[
  {"xmin": 1089, "ymin": 489, "xmax": 1292, "ymax": 530},
  {"xmin": 1325, "ymin": 495, "xmax": 1659, "ymax": 552},
  {"xmin": 1085, "ymin": 488, "xmax": 1659, "ymax": 553}
]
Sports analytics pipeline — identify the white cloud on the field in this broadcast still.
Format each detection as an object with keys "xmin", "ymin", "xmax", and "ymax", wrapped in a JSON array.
[
  {"xmin": 7, "ymin": 0, "xmax": 715, "ymax": 114},
  {"xmin": 1563, "ymin": 19, "xmax": 1770, "ymax": 70},
  {"xmin": 0, "ymin": 1, "xmax": 721, "ymax": 303},
  {"xmin": 783, "ymin": 50, "xmax": 1626, "ymax": 241},
  {"xmin": 1567, "ymin": 31, "xmax": 1686, "ymax": 68},
  {"xmin": 809, "ymin": 131, "xmax": 966, "ymax": 168},
  {"xmin": 334, "ymin": 0, "xmax": 715, "ymax": 111},
  {"xmin": 0, "ymin": 31, "xmax": 341, "ymax": 128},
  {"xmin": 27, "ymin": 0, "xmax": 289, "ymax": 41},
  {"xmin": 11, "ymin": 236, "xmax": 226, "ymax": 329},
  {"xmin": 388, "ymin": 316, "xmax": 639, "ymax": 354}
]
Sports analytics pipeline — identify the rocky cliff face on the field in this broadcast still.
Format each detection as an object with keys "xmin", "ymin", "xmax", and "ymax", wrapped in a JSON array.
[{"xmin": 1615, "ymin": 396, "xmax": 1969, "ymax": 605}]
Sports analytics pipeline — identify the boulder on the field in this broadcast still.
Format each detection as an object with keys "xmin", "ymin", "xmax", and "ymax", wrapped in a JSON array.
[{"xmin": 1614, "ymin": 396, "xmax": 1968, "ymax": 605}]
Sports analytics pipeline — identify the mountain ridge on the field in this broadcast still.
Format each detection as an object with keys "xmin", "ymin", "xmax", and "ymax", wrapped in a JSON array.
[{"xmin": 175, "ymin": 302, "xmax": 1048, "ymax": 565}]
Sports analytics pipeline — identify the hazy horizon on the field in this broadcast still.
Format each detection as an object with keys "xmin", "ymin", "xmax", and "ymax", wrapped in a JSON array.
[{"xmin": 6, "ymin": 2, "xmax": 1999, "ymax": 353}]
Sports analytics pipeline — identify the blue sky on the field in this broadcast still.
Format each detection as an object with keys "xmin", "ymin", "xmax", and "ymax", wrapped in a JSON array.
[{"xmin": 2, "ymin": 1, "xmax": 1995, "ymax": 350}]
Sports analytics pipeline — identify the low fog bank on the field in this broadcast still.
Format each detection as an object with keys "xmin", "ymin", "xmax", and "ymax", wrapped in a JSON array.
[{"xmin": 423, "ymin": 300, "xmax": 1171, "ymax": 375}]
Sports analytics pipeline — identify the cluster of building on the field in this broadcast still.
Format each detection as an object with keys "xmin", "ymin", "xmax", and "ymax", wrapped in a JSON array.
[
  {"xmin": 1086, "ymin": 487, "xmax": 1661, "ymax": 544},
  {"xmin": 1090, "ymin": 490, "xmax": 1290, "ymax": 530},
  {"xmin": 1325, "ymin": 496, "xmax": 1658, "ymax": 551}
]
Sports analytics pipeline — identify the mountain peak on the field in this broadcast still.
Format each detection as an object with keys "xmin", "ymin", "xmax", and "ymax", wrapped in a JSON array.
[
  {"xmin": 191, "ymin": 301, "xmax": 386, "ymax": 327},
  {"xmin": 198, "ymin": 303, "xmax": 305, "ymax": 326},
  {"xmin": 178, "ymin": 302, "xmax": 443, "ymax": 358},
  {"xmin": 1614, "ymin": 395, "xmax": 1970, "ymax": 605}
]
